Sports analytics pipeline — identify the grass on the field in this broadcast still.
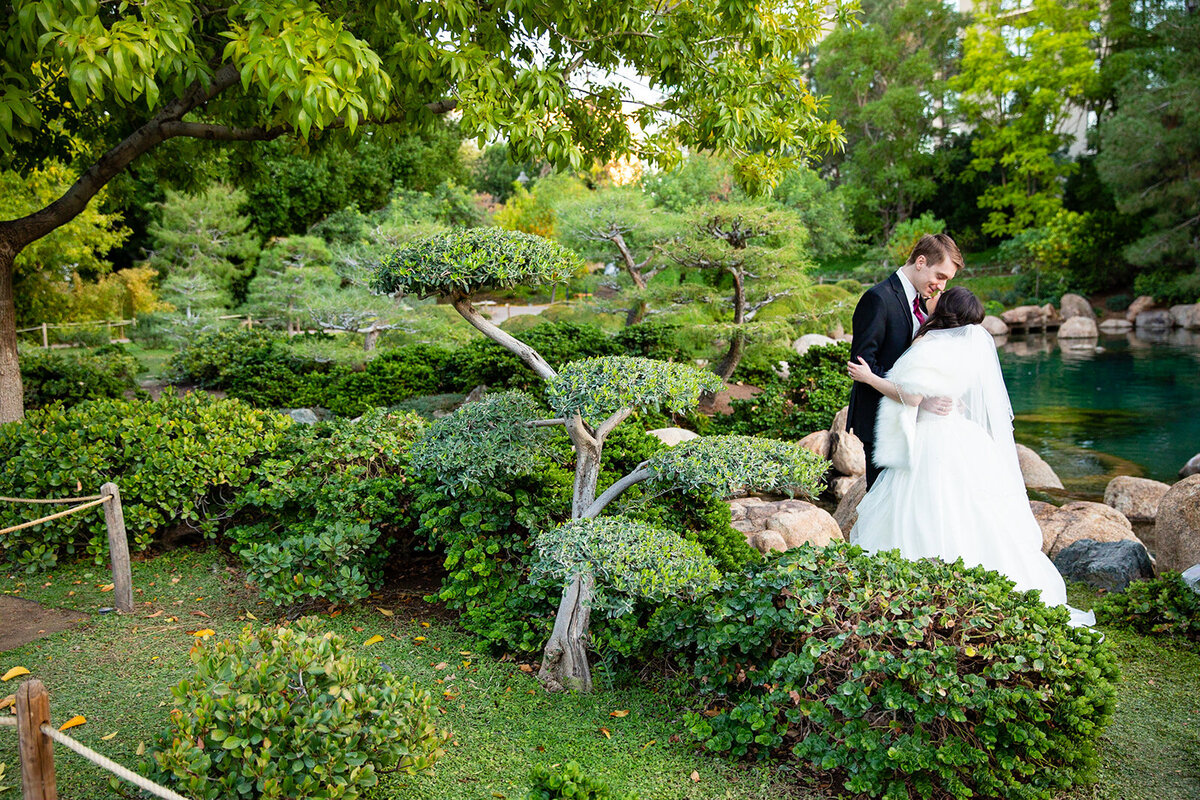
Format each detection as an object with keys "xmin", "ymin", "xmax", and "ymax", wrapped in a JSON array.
[{"xmin": 2, "ymin": 552, "xmax": 1197, "ymax": 800}]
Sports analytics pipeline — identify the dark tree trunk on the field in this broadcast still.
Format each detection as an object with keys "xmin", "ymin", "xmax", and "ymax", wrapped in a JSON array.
[{"xmin": 0, "ymin": 245, "xmax": 23, "ymax": 423}]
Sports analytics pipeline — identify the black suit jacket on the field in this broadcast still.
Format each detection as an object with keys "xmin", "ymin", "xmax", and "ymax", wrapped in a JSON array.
[{"xmin": 847, "ymin": 272, "xmax": 922, "ymax": 446}]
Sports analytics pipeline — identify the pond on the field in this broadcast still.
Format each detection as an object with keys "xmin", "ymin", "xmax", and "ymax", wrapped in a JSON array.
[{"xmin": 998, "ymin": 328, "xmax": 1200, "ymax": 499}]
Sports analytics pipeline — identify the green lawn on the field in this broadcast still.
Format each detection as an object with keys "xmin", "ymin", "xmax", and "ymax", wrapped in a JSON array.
[{"xmin": 2, "ymin": 551, "xmax": 1197, "ymax": 800}]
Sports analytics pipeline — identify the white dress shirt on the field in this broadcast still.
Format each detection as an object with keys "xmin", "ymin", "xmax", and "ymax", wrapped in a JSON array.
[{"xmin": 895, "ymin": 268, "xmax": 921, "ymax": 338}]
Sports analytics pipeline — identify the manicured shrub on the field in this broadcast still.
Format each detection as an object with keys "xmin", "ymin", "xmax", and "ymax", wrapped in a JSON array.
[
  {"xmin": 19, "ymin": 345, "xmax": 142, "ymax": 409},
  {"xmin": 0, "ymin": 393, "xmax": 292, "ymax": 570},
  {"xmin": 229, "ymin": 409, "xmax": 425, "ymax": 606},
  {"xmin": 654, "ymin": 544, "xmax": 1118, "ymax": 800},
  {"xmin": 527, "ymin": 761, "xmax": 639, "ymax": 800},
  {"xmin": 144, "ymin": 619, "xmax": 447, "ymax": 800},
  {"xmin": 1095, "ymin": 572, "xmax": 1200, "ymax": 641},
  {"xmin": 721, "ymin": 341, "xmax": 852, "ymax": 440}
]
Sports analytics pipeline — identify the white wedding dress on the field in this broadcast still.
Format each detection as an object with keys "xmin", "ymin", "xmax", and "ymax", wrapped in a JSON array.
[{"xmin": 850, "ymin": 325, "xmax": 1095, "ymax": 627}]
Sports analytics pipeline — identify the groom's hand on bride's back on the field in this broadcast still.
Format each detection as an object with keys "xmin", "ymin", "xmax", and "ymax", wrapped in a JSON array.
[{"xmin": 919, "ymin": 396, "xmax": 953, "ymax": 415}]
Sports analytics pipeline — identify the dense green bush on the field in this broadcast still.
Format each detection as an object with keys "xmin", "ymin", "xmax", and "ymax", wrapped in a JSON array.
[
  {"xmin": 169, "ymin": 328, "xmax": 314, "ymax": 407},
  {"xmin": 886, "ymin": 212, "xmax": 945, "ymax": 267},
  {"xmin": 653, "ymin": 544, "xmax": 1118, "ymax": 800},
  {"xmin": 1095, "ymin": 573, "xmax": 1200, "ymax": 641},
  {"xmin": 229, "ymin": 409, "xmax": 425, "ymax": 606},
  {"xmin": 721, "ymin": 342, "xmax": 852, "ymax": 440},
  {"xmin": 144, "ymin": 619, "xmax": 447, "ymax": 800},
  {"xmin": 527, "ymin": 761, "xmax": 639, "ymax": 800},
  {"xmin": 20, "ymin": 345, "xmax": 142, "ymax": 409},
  {"xmin": 295, "ymin": 344, "xmax": 459, "ymax": 416},
  {"xmin": 0, "ymin": 393, "xmax": 291, "ymax": 570}
]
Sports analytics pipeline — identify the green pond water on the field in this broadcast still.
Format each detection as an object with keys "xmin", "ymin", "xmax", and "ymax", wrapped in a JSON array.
[{"xmin": 998, "ymin": 328, "xmax": 1200, "ymax": 498}]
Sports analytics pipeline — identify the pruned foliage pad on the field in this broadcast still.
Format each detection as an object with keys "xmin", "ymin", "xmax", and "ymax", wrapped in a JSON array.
[{"xmin": 654, "ymin": 544, "xmax": 1118, "ymax": 800}]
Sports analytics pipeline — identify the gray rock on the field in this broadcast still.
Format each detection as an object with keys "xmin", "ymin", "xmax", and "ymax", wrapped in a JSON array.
[
  {"xmin": 1001, "ymin": 305, "xmax": 1044, "ymax": 327},
  {"xmin": 1153, "ymin": 474, "xmax": 1200, "ymax": 572},
  {"xmin": 764, "ymin": 503, "xmax": 843, "ymax": 549},
  {"xmin": 647, "ymin": 427, "xmax": 699, "ymax": 447},
  {"xmin": 1181, "ymin": 453, "xmax": 1200, "ymax": 479},
  {"xmin": 750, "ymin": 530, "xmax": 788, "ymax": 555},
  {"xmin": 1060, "ymin": 293, "xmax": 1096, "ymax": 320},
  {"xmin": 1182, "ymin": 564, "xmax": 1200, "ymax": 594},
  {"xmin": 1136, "ymin": 310, "xmax": 1172, "ymax": 329},
  {"xmin": 832, "ymin": 475, "xmax": 859, "ymax": 501},
  {"xmin": 1098, "ymin": 318, "xmax": 1133, "ymax": 333},
  {"xmin": 1053, "ymin": 539, "xmax": 1156, "ymax": 592},
  {"xmin": 792, "ymin": 333, "xmax": 837, "ymax": 357},
  {"xmin": 829, "ymin": 406, "xmax": 850, "ymax": 436},
  {"xmin": 1016, "ymin": 444, "xmax": 1064, "ymax": 490},
  {"xmin": 1170, "ymin": 304, "xmax": 1200, "ymax": 330},
  {"xmin": 1057, "ymin": 316, "xmax": 1099, "ymax": 339},
  {"xmin": 285, "ymin": 408, "xmax": 321, "ymax": 425},
  {"xmin": 981, "ymin": 315, "xmax": 1010, "ymax": 336},
  {"xmin": 462, "ymin": 384, "xmax": 488, "ymax": 404},
  {"xmin": 1125, "ymin": 295, "xmax": 1156, "ymax": 322}
]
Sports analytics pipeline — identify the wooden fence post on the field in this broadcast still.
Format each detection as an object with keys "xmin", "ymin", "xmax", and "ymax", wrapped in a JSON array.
[
  {"xmin": 100, "ymin": 482, "xmax": 133, "ymax": 614},
  {"xmin": 41, "ymin": 322, "xmax": 48, "ymax": 349},
  {"xmin": 17, "ymin": 679, "xmax": 57, "ymax": 800}
]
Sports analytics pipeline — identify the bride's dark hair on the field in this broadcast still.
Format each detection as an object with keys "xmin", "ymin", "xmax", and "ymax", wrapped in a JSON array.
[{"xmin": 916, "ymin": 286, "xmax": 984, "ymax": 337}]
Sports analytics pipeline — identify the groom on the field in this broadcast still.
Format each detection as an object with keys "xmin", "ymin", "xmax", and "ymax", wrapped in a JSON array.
[{"xmin": 847, "ymin": 233, "xmax": 963, "ymax": 489}]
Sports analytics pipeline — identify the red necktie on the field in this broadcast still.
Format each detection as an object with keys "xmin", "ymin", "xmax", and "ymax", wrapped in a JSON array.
[{"xmin": 913, "ymin": 295, "xmax": 926, "ymax": 325}]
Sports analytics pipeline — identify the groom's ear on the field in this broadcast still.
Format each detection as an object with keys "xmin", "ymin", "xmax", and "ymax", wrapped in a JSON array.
[{"xmin": 913, "ymin": 255, "xmax": 926, "ymax": 269}]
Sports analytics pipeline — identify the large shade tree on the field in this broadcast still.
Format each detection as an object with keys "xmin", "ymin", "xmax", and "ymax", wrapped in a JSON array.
[
  {"xmin": 375, "ymin": 228, "xmax": 826, "ymax": 692},
  {"xmin": 0, "ymin": 0, "xmax": 851, "ymax": 422}
]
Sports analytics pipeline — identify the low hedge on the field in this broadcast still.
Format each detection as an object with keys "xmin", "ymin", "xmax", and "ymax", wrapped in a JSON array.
[
  {"xmin": 0, "ymin": 392, "xmax": 292, "ymax": 570},
  {"xmin": 20, "ymin": 345, "xmax": 142, "ymax": 409},
  {"xmin": 653, "ymin": 544, "xmax": 1118, "ymax": 799}
]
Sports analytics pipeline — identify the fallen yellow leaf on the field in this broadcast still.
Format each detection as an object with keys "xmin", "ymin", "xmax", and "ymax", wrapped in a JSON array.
[
  {"xmin": 98, "ymin": 583, "xmax": 114, "ymax": 592},
  {"xmin": 244, "ymin": 610, "xmax": 258, "ymax": 621},
  {"xmin": 435, "ymin": 662, "xmax": 449, "ymax": 670},
  {"xmin": 59, "ymin": 715, "xmax": 86, "ymax": 731},
  {"xmin": 190, "ymin": 629, "xmax": 215, "ymax": 639},
  {"xmin": 101, "ymin": 731, "xmax": 118, "ymax": 741},
  {"xmin": 690, "ymin": 771, "xmax": 700, "ymax": 783},
  {"xmin": 610, "ymin": 710, "xmax": 629, "ymax": 718},
  {"xmin": 145, "ymin": 610, "xmax": 163, "ymax": 619},
  {"xmin": 136, "ymin": 741, "xmax": 146, "ymax": 756},
  {"xmin": 413, "ymin": 636, "xmax": 427, "ymax": 642},
  {"xmin": 641, "ymin": 740, "xmax": 656, "ymax": 750},
  {"xmin": 420, "ymin": 622, "xmax": 430, "ymax": 628},
  {"xmin": 2, "ymin": 667, "xmax": 30, "ymax": 682},
  {"xmin": 363, "ymin": 635, "xmax": 384, "ymax": 646},
  {"xmin": 377, "ymin": 607, "xmax": 394, "ymax": 617},
  {"xmin": 0, "ymin": 694, "xmax": 15, "ymax": 710},
  {"xmin": 599, "ymin": 727, "xmax": 611, "ymax": 739}
]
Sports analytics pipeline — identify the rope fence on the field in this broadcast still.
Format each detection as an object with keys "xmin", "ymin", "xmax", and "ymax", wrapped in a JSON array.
[
  {"xmin": 0, "ymin": 483, "xmax": 133, "ymax": 614},
  {"xmin": 3, "ymin": 680, "xmax": 193, "ymax": 800}
]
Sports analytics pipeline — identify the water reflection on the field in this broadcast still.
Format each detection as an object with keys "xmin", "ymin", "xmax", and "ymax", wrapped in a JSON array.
[{"xmin": 998, "ymin": 329, "xmax": 1200, "ymax": 495}]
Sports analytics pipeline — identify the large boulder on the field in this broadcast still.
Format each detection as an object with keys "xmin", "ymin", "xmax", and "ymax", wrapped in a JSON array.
[
  {"xmin": 1136, "ymin": 309, "xmax": 1172, "ymax": 329},
  {"xmin": 830, "ymin": 431, "xmax": 867, "ymax": 476},
  {"xmin": 1125, "ymin": 295, "xmax": 1156, "ymax": 322},
  {"xmin": 834, "ymin": 476, "xmax": 868, "ymax": 538},
  {"xmin": 797, "ymin": 430, "xmax": 832, "ymax": 460},
  {"xmin": 1035, "ymin": 500, "xmax": 1141, "ymax": 558},
  {"xmin": 1060, "ymin": 293, "xmax": 1096, "ymax": 320},
  {"xmin": 1181, "ymin": 453, "xmax": 1200, "ymax": 479},
  {"xmin": 1057, "ymin": 316, "xmax": 1099, "ymax": 340},
  {"xmin": 981, "ymin": 315, "xmax": 1010, "ymax": 336},
  {"xmin": 1001, "ymin": 305, "xmax": 1043, "ymax": 328},
  {"xmin": 1170, "ymin": 304, "xmax": 1200, "ymax": 330},
  {"xmin": 750, "ymin": 530, "xmax": 788, "ymax": 555},
  {"xmin": 829, "ymin": 406, "xmax": 850, "ymax": 436},
  {"xmin": 1053, "ymin": 539, "xmax": 1156, "ymax": 592},
  {"xmin": 1098, "ymin": 318, "xmax": 1133, "ymax": 333},
  {"xmin": 1016, "ymin": 444, "xmax": 1064, "ymax": 490},
  {"xmin": 1153, "ymin": 474, "xmax": 1200, "ymax": 573},
  {"xmin": 647, "ymin": 427, "xmax": 699, "ymax": 447},
  {"xmin": 284, "ymin": 408, "xmax": 322, "ymax": 425},
  {"xmin": 1103, "ymin": 475, "xmax": 1171, "ymax": 523},
  {"xmin": 1040, "ymin": 303, "xmax": 1062, "ymax": 327},
  {"xmin": 793, "ymin": 333, "xmax": 837, "ymax": 357},
  {"xmin": 764, "ymin": 501, "xmax": 844, "ymax": 549}
]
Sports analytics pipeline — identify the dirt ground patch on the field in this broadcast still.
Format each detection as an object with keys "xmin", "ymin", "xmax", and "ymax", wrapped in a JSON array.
[{"xmin": 0, "ymin": 596, "xmax": 89, "ymax": 652}]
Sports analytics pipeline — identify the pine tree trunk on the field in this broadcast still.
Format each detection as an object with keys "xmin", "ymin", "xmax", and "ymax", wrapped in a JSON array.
[
  {"xmin": 0, "ymin": 245, "xmax": 24, "ymax": 423},
  {"xmin": 538, "ymin": 425, "xmax": 601, "ymax": 692}
]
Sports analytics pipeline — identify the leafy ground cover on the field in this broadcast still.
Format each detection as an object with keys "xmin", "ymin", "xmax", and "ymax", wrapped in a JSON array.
[{"xmin": 1, "ymin": 552, "xmax": 1197, "ymax": 800}]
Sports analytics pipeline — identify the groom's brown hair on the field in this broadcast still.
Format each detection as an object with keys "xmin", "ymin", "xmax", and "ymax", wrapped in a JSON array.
[{"xmin": 906, "ymin": 233, "xmax": 964, "ymax": 273}]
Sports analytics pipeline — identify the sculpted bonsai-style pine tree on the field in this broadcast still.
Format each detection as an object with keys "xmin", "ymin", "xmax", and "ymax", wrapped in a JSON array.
[{"xmin": 374, "ymin": 228, "xmax": 827, "ymax": 692}]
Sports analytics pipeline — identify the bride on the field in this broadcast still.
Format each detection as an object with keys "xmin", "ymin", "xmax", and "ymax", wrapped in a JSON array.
[{"xmin": 847, "ymin": 286, "xmax": 1094, "ymax": 627}]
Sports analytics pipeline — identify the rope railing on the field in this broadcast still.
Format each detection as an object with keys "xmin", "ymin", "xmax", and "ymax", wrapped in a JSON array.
[
  {"xmin": 4, "ymin": 680, "xmax": 195, "ymax": 800},
  {"xmin": 0, "ymin": 497, "xmax": 111, "ymax": 537},
  {"xmin": 0, "ymin": 495, "xmax": 105, "ymax": 504},
  {"xmin": 0, "ymin": 483, "xmax": 133, "ymax": 614}
]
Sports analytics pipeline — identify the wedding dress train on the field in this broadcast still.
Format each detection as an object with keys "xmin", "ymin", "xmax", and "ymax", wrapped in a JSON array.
[{"xmin": 850, "ymin": 324, "xmax": 1095, "ymax": 628}]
